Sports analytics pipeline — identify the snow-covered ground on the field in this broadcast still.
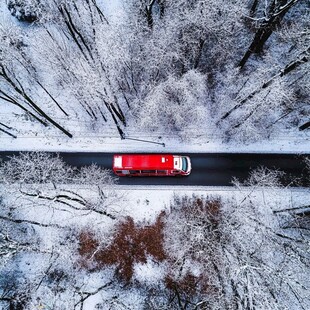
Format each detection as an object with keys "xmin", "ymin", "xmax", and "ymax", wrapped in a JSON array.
[{"xmin": 1, "ymin": 123, "xmax": 310, "ymax": 153}]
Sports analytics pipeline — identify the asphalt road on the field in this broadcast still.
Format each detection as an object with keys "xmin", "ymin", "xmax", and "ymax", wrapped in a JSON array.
[{"xmin": 0, "ymin": 152, "xmax": 309, "ymax": 186}]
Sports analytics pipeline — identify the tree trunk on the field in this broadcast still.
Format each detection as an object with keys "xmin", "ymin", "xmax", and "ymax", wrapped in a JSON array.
[
  {"xmin": 239, "ymin": 0, "xmax": 300, "ymax": 68},
  {"xmin": 0, "ymin": 128, "xmax": 17, "ymax": 138},
  {"xmin": 299, "ymin": 121, "xmax": 310, "ymax": 131},
  {"xmin": 145, "ymin": 0, "xmax": 156, "ymax": 29},
  {"xmin": 0, "ymin": 66, "xmax": 73, "ymax": 138}
]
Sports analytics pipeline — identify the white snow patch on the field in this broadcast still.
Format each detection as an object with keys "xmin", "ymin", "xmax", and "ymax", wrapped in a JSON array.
[
  {"xmin": 134, "ymin": 257, "xmax": 166, "ymax": 285},
  {"xmin": 98, "ymin": 0, "xmax": 125, "ymax": 23},
  {"xmin": 119, "ymin": 189, "xmax": 171, "ymax": 223}
]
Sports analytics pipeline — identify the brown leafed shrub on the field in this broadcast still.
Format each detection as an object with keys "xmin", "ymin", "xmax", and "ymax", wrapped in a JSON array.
[
  {"xmin": 165, "ymin": 272, "xmax": 213, "ymax": 300},
  {"xmin": 78, "ymin": 212, "xmax": 167, "ymax": 283},
  {"xmin": 173, "ymin": 195, "xmax": 222, "ymax": 230},
  {"xmin": 195, "ymin": 196, "xmax": 221, "ymax": 219},
  {"xmin": 78, "ymin": 230, "xmax": 100, "ymax": 269},
  {"xmin": 171, "ymin": 196, "xmax": 223, "ymax": 245},
  {"xmin": 79, "ymin": 230, "xmax": 99, "ymax": 257},
  {"xmin": 203, "ymin": 199, "xmax": 222, "ymax": 228}
]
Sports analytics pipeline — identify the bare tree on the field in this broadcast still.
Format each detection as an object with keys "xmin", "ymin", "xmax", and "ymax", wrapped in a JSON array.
[
  {"xmin": 0, "ymin": 152, "xmax": 121, "ymax": 309},
  {"xmin": 0, "ymin": 152, "xmax": 118, "ymax": 218},
  {"xmin": 239, "ymin": 0, "xmax": 301, "ymax": 68},
  {"xmin": 132, "ymin": 70, "xmax": 209, "ymax": 140},
  {"xmin": 0, "ymin": 21, "xmax": 73, "ymax": 137},
  {"xmin": 162, "ymin": 183, "xmax": 310, "ymax": 309},
  {"xmin": 43, "ymin": 0, "xmax": 127, "ymax": 137},
  {"xmin": 0, "ymin": 152, "xmax": 73, "ymax": 185}
]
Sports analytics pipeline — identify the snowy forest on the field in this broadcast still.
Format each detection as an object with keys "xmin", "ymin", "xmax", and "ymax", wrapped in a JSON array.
[
  {"xmin": 0, "ymin": 0, "xmax": 310, "ymax": 309},
  {"xmin": 0, "ymin": 0, "xmax": 309, "ymax": 143},
  {"xmin": 0, "ymin": 152, "xmax": 310, "ymax": 309}
]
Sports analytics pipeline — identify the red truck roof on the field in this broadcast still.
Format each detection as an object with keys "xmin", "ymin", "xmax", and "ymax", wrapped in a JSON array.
[{"xmin": 113, "ymin": 154, "xmax": 175, "ymax": 170}]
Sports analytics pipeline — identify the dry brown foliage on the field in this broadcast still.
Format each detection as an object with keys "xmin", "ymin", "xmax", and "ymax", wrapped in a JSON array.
[
  {"xmin": 165, "ymin": 272, "xmax": 211, "ymax": 297},
  {"xmin": 78, "ymin": 212, "xmax": 167, "ymax": 282},
  {"xmin": 193, "ymin": 196, "xmax": 221, "ymax": 228},
  {"xmin": 173, "ymin": 195, "xmax": 222, "ymax": 227},
  {"xmin": 78, "ymin": 230, "xmax": 99, "ymax": 269}
]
